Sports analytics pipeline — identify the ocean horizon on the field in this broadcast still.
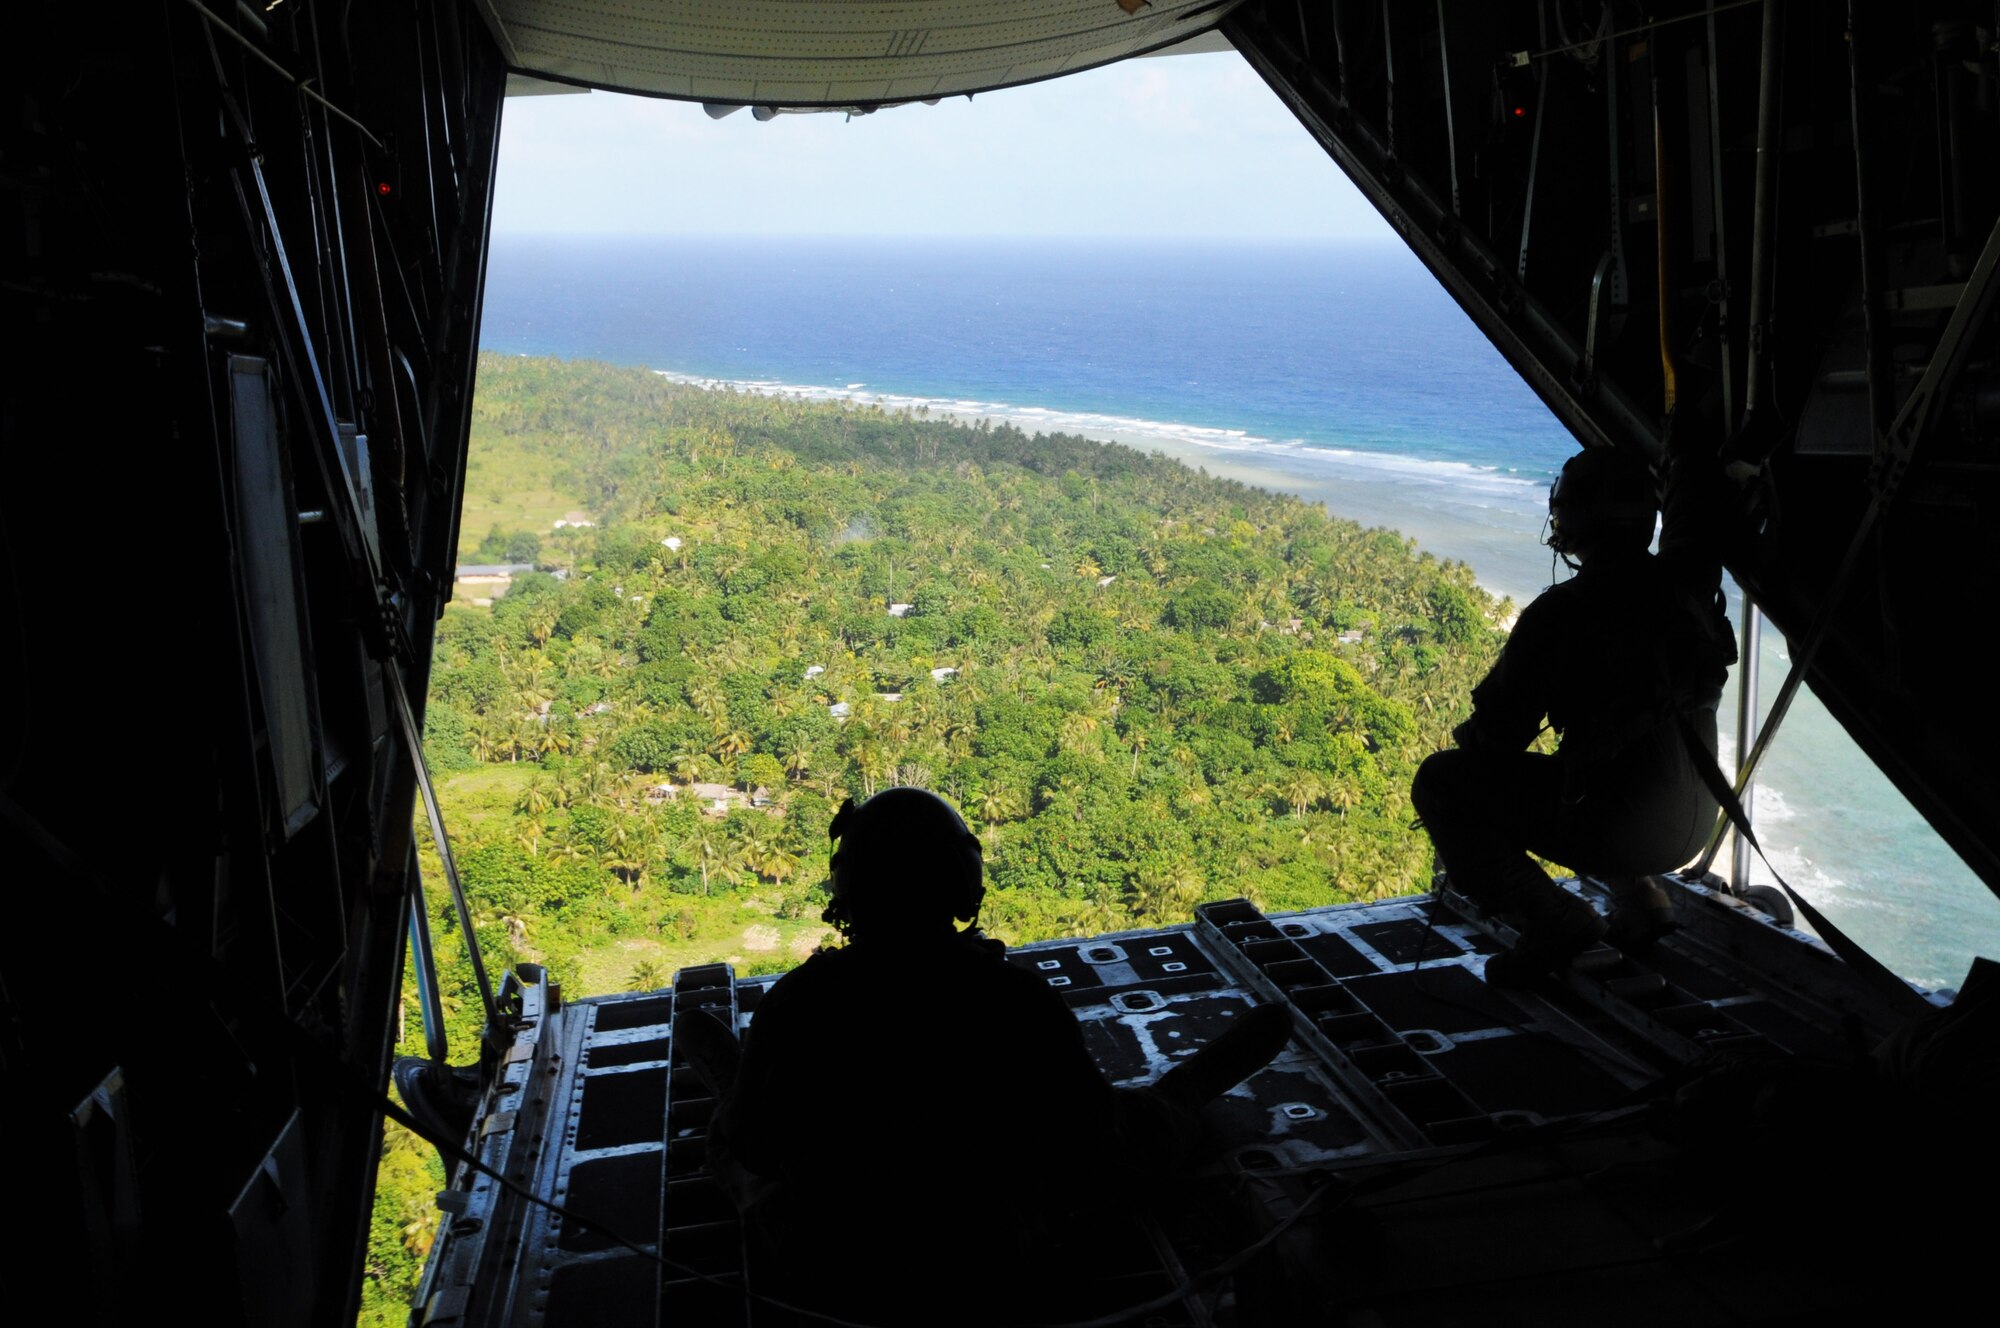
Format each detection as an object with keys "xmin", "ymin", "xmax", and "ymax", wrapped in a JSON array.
[{"xmin": 478, "ymin": 233, "xmax": 1999, "ymax": 990}]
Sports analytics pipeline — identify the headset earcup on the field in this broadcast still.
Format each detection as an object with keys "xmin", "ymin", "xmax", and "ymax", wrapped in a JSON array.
[{"xmin": 956, "ymin": 838, "xmax": 986, "ymax": 922}]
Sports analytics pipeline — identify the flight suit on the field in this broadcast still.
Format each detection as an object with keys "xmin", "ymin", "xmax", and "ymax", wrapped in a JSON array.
[{"xmin": 1412, "ymin": 457, "xmax": 1735, "ymax": 923}]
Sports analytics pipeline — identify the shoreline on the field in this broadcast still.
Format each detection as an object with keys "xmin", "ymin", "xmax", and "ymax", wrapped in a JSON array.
[{"xmin": 654, "ymin": 366, "xmax": 1556, "ymax": 608}]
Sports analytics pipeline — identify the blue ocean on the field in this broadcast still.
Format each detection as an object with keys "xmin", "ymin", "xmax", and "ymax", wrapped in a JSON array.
[{"xmin": 479, "ymin": 234, "xmax": 1998, "ymax": 991}]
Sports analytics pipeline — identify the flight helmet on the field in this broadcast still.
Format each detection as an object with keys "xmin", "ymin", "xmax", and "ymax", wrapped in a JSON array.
[
  {"xmin": 822, "ymin": 787, "xmax": 985, "ymax": 934},
  {"xmin": 1547, "ymin": 448, "xmax": 1658, "ymax": 560}
]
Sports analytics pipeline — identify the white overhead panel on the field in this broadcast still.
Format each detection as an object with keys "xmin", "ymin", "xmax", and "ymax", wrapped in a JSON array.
[{"xmin": 477, "ymin": 0, "xmax": 1241, "ymax": 108}]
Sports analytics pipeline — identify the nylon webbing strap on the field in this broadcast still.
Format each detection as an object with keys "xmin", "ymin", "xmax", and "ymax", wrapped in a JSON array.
[{"xmin": 1681, "ymin": 716, "xmax": 1929, "ymax": 1018}]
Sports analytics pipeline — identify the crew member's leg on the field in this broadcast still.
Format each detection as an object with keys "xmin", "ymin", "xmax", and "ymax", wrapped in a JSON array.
[
  {"xmin": 1102, "ymin": 1002, "xmax": 1295, "ymax": 1175},
  {"xmin": 1152, "ymin": 1001, "xmax": 1293, "ymax": 1113},
  {"xmin": 1553, "ymin": 720, "xmax": 1720, "ymax": 949},
  {"xmin": 1412, "ymin": 747, "xmax": 1606, "ymax": 984}
]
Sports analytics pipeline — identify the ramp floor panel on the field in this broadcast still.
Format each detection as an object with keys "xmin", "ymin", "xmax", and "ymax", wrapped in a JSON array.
[{"xmin": 418, "ymin": 883, "xmax": 1929, "ymax": 1327}]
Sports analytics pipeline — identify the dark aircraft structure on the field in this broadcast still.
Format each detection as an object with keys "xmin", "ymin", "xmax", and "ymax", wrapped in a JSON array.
[{"xmin": 8, "ymin": 2, "xmax": 1997, "ymax": 1324}]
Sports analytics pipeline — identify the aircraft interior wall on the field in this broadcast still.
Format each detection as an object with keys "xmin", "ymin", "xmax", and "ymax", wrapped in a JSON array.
[{"xmin": 3, "ymin": 4, "xmax": 504, "ymax": 1322}]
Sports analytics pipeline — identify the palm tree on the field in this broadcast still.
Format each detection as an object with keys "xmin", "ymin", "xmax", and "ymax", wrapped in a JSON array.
[
  {"xmin": 942, "ymin": 720, "xmax": 976, "ymax": 763},
  {"xmin": 731, "ymin": 823, "xmax": 775, "ymax": 881},
  {"xmin": 853, "ymin": 744, "xmax": 887, "ymax": 797},
  {"xmin": 763, "ymin": 843, "xmax": 800, "ymax": 888},
  {"xmin": 400, "ymin": 1190, "xmax": 443, "ymax": 1258},
  {"xmin": 1057, "ymin": 711, "xmax": 1101, "ymax": 754},
  {"xmin": 782, "ymin": 736, "xmax": 813, "ymax": 783},
  {"xmin": 516, "ymin": 776, "xmax": 553, "ymax": 817},
  {"xmin": 533, "ymin": 723, "xmax": 572, "ymax": 762},
  {"xmin": 527, "ymin": 604, "xmax": 559, "ymax": 649},
  {"xmin": 505, "ymin": 717, "xmax": 534, "ymax": 764},
  {"xmin": 688, "ymin": 680, "xmax": 727, "ymax": 727},
  {"xmin": 469, "ymin": 716, "xmax": 503, "ymax": 764},
  {"xmin": 627, "ymin": 957, "xmax": 670, "ymax": 993},
  {"xmin": 564, "ymin": 638, "xmax": 606, "ymax": 679},
  {"xmin": 1274, "ymin": 769, "xmax": 1323, "ymax": 820},
  {"xmin": 669, "ymin": 747, "xmax": 706, "ymax": 786},
  {"xmin": 688, "ymin": 823, "xmax": 728, "ymax": 895},
  {"xmin": 599, "ymin": 817, "xmax": 647, "ymax": 884},
  {"xmin": 550, "ymin": 825, "xmax": 593, "ymax": 864},
  {"xmin": 973, "ymin": 785, "xmax": 1016, "ymax": 829},
  {"xmin": 574, "ymin": 761, "xmax": 613, "ymax": 806},
  {"xmin": 1128, "ymin": 861, "xmax": 1203, "ymax": 925}
]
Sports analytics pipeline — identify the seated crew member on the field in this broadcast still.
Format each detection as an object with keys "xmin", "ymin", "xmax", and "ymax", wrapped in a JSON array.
[
  {"xmin": 676, "ymin": 787, "xmax": 1291, "ymax": 1322},
  {"xmin": 1410, "ymin": 445, "xmax": 1736, "ymax": 985}
]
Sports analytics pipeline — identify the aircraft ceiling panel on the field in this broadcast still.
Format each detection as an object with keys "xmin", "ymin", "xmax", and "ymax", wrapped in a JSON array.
[{"xmin": 478, "ymin": 0, "xmax": 1242, "ymax": 104}]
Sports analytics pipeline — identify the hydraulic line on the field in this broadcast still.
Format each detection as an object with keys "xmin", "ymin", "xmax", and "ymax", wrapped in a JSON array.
[
  {"xmin": 1740, "ymin": 0, "xmax": 1783, "ymax": 434},
  {"xmin": 1654, "ymin": 62, "xmax": 1679, "ymax": 417},
  {"xmin": 1729, "ymin": 600, "xmax": 1762, "ymax": 893},
  {"xmin": 388, "ymin": 666, "xmax": 498, "ymax": 1033},
  {"xmin": 404, "ymin": 842, "xmax": 451, "ymax": 1063}
]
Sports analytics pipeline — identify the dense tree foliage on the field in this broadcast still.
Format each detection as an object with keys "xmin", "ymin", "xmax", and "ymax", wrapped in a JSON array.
[{"xmin": 360, "ymin": 354, "xmax": 1511, "ymax": 1322}]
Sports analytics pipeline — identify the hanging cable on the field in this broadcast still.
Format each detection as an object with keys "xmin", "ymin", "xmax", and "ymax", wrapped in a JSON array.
[
  {"xmin": 1506, "ymin": 0, "xmax": 1765, "ymax": 68},
  {"xmin": 180, "ymin": 0, "xmax": 386, "ymax": 149}
]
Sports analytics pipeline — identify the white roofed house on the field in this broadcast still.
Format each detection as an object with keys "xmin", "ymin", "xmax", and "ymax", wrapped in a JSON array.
[
  {"xmin": 454, "ymin": 562, "xmax": 536, "ymax": 583},
  {"xmin": 687, "ymin": 782, "xmax": 744, "ymax": 816}
]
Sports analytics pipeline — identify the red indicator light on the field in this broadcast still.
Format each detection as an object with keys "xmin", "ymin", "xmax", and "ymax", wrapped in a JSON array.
[
  {"xmin": 376, "ymin": 181, "xmax": 392, "ymax": 196},
  {"xmin": 1513, "ymin": 106, "xmax": 1527, "ymax": 118}
]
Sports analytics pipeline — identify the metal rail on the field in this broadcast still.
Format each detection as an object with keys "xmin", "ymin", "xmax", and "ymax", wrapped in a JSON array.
[{"xmin": 390, "ymin": 667, "xmax": 499, "ymax": 1034}]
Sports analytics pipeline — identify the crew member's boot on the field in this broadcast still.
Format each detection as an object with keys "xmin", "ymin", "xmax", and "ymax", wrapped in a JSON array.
[
  {"xmin": 1484, "ymin": 871, "xmax": 1607, "ymax": 988},
  {"xmin": 1604, "ymin": 874, "xmax": 1677, "ymax": 952}
]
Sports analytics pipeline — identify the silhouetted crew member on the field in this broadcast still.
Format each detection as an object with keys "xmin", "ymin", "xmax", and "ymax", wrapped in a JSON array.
[
  {"xmin": 678, "ymin": 787, "xmax": 1290, "ymax": 1323},
  {"xmin": 1411, "ymin": 447, "xmax": 1735, "ymax": 985}
]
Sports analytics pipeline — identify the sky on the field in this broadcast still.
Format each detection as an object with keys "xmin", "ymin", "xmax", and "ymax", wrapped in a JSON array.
[{"xmin": 492, "ymin": 51, "xmax": 1394, "ymax": 240}]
